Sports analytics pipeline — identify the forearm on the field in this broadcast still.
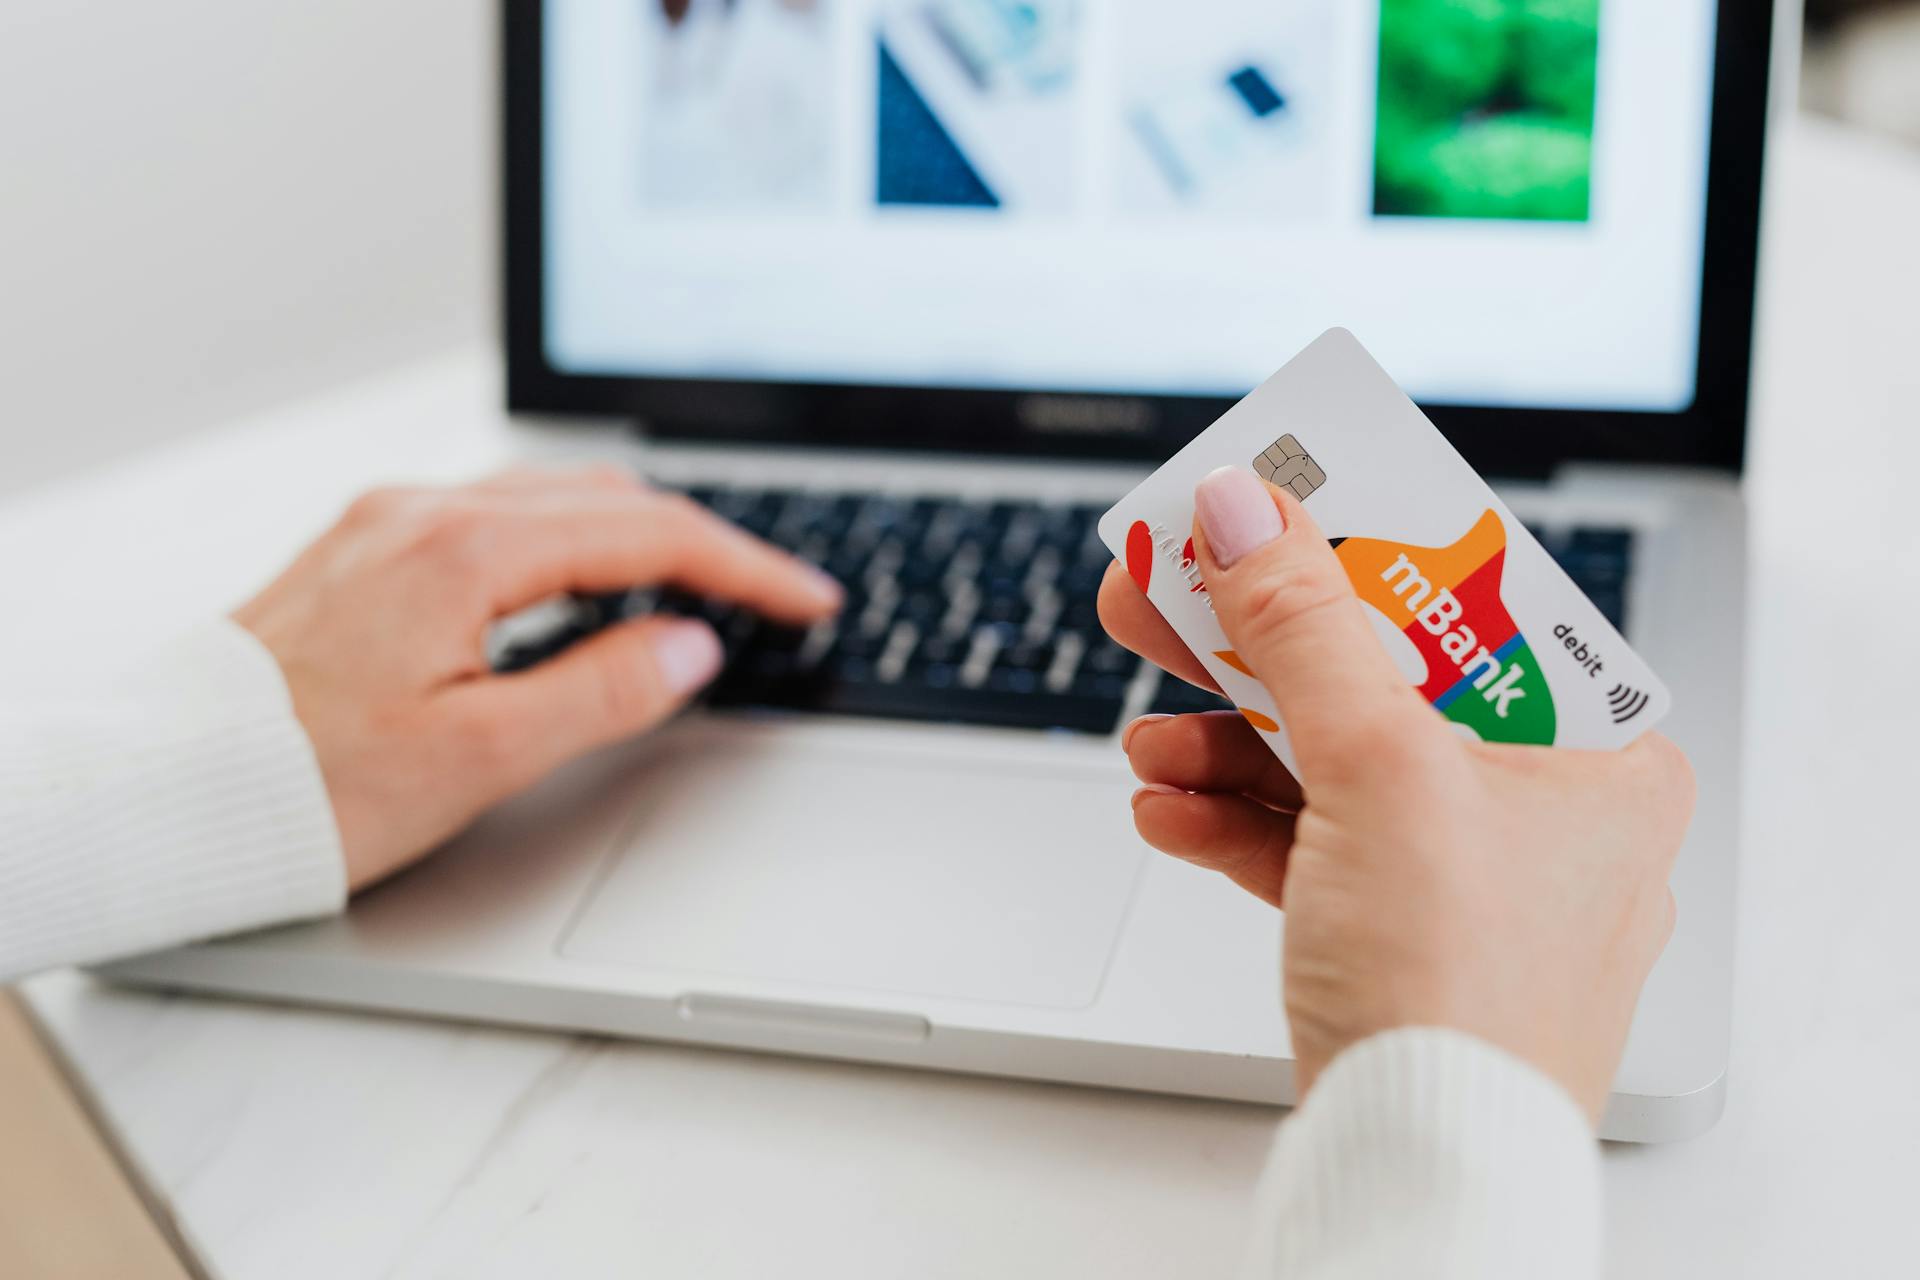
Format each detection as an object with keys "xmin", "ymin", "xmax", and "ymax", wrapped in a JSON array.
[
  {"xmin": 0, "ymin": 620, "xmax": 345, "ymax": 981},
  {"xmin": 1247, "ymin": 1028, "xmax": 1601, "ymax": 1280}
]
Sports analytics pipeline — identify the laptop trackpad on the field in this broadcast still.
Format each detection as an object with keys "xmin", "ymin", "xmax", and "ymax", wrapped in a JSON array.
[{"xmin": 559, "ymin": 739, "xmax": 1146, "ymax": 1009}]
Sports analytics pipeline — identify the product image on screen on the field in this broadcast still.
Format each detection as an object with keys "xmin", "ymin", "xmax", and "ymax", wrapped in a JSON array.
[
  {"xmin": 876, "ymin": 0, "xmax": 1081, "ymax": 210},
  {"xmin": 1373, "ymin": 0, "xmax": 1601, "ymax": 222},
  {"xmin": 545, "ymin": 0, "xmax": 1717, "ymax": 413},
  {"xmin": 1114, "ymin": 0, "xmax": 1338, "ymax": 217},
  {"xmin": 636, "ymin": 0, "xmax": 836, "ymax": 211}
]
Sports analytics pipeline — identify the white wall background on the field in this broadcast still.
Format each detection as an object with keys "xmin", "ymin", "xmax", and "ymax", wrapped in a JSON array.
[
  {"xmin": 1804, "ymin": 4, "xmax": 1920, "ymax": 144},
  {"xmin": 0, "ymin": 1, "xmax": 494, "ymax": 496}
]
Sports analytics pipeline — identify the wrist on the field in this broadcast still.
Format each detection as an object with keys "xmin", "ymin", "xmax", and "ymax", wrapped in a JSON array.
[
  {"xmin": 1295, "ymin": 1013, "xmax": 1607, "ymax": 1130},
  {"xmin": 1262, "ymin": 1027, "xmax": 1603, "ymax": 1278}
]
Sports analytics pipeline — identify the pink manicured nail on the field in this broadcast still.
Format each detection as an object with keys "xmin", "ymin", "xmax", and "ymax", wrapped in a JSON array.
[
  {"xmin": 803, "ymin": 565, "xmax": 845, "ymax": 609},
  {"xmin": 1195, "ymin": 466, "xmax": 1285, "ymax": 568},
  {"xmin": 653, "ymin": 621, "xmax": 724, "ymax": 695},
  {"xmin": 1121, "ymin": 714, "xmax": 1172, "ymax": 751}
]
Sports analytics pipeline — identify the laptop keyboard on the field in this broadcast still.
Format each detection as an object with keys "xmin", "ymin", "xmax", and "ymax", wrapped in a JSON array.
[{"xmin": 495, "ymin": 485, "xmax": 1635, "ymax": 737}]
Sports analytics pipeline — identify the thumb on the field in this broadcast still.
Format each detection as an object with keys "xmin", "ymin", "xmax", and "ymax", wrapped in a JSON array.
[
  {"xmin": 1192, "ymin": 466, "xmax": 1431, "ymax": 784},
  {"xmin": 455, "ymin": 616, "xmax": 724, "ymax": 786}
]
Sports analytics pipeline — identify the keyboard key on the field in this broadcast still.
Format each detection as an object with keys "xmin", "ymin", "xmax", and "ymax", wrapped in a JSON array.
[
  {"xmin": 998, "ymin": 638, "xmax": 1054, "ymax": 672},
  {"xmin": 493, "ymin": 624, "xmax": 591, "ymax": 674},
  {"xmin": 1540, "ymin": 523, "xmax": 1634, "ymax": 632},
  {"xmin": 980, "ymin": 592, "xmax": 1029, "ymax": 627},
  {"xmin": 1585, "ymin": 586, "xmax": 1627, "ymax": 631},
  {"xmin": 986, "ymin": 666, "xmax": 1041, "ymax": 695},
  {"xmin": 909, "ymin": 632, "xmax": 971, "ymax": 671},
  {"xmin": 1086, "ymin": 637, "xmax": 1140, "ymax": 676},
  {"xmin": 1072, "ymin": 670, "xmax": 1133, "ymax": 703},
  {"xmin": 1568, "ymin": 527, "xmax": 1632, "ymax": 558}
]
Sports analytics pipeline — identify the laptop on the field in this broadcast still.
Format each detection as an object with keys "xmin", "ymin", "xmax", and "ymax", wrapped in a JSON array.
[{"xmin": 103, "ymin": 0, "xmax": 1773, "ymax": 1142}]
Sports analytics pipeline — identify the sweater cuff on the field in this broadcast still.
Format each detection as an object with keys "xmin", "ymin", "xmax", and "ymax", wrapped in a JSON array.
[
  {"xmin": 0, "ymin": 619, "xmax": 347, "ymax": 980},
  {"xmin": 1248, "ymin": 1028, "xmax": 1601, "ymax": 1280}
]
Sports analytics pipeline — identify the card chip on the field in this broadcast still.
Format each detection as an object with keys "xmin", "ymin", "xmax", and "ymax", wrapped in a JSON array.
[{"xmin": 1253, "ymin": 434, "xmax": 1327, "ymax": 500}]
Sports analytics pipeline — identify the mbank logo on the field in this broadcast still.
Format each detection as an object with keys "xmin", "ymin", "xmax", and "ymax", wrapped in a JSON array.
[{"xmin": 1334, "ymin": 509, "xmax": 1556, "ymax": 746}]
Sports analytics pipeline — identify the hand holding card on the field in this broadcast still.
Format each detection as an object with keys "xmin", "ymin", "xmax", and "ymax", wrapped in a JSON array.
[
  {"xmin": 1099, "ymin": 328, "xmax": 1671, "ymax": 772},
  {"xmin": 1107, "ymin": 373, "xmax": 1697, "ymax": 1121},
  {"xmin": 1117, "ymin": 476, "xmax": 1697, "ymax": 1120}
]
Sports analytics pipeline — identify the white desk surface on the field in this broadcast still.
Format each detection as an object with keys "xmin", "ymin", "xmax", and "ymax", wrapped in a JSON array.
[{"xmin": 7, "ymin": 115, "xmax": 1920, "ymax": 1278}]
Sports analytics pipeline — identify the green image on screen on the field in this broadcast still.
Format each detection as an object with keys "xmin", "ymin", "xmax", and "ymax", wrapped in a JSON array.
[{"xmin": 1373, "ymin": 0, "xmax": 1600, "ymax": 222}]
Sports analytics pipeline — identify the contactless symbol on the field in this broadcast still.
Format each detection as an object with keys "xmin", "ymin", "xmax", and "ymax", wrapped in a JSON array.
[
  {"xmin": 1252, "ymin": 433, "xmax": 1327, "ymax": 500},
  {"xmin": 1607, "ymin": 683, "xmax": 1650, "ymax": 724}
]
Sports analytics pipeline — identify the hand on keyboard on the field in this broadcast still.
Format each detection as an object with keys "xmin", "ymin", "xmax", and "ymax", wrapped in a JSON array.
[
  {"xmin": 238, "ymin": 467, "xmax": 843, "ymax": 890},
  {"xmin": 500, "ymin": 486, "xmax": 1164, "ymax": 734}
]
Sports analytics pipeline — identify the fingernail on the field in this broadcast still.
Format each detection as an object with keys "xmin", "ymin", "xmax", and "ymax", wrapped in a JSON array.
[
  {"xmin": 1131, "ymin": 783, "xmax": 1187, "ymax": 808},
  {"xmin": 805, "ymin": 565, "xmax": 845, "ymax": 609},
  {"xmin": 653, "ymin": 621, "xmax": 724, "ymax": 695},
  {"xmin": 1121, "ymin": 714, "xmax": 1171, "ymax": 751},
  {"xmin": 1195, "ymin": 466, "xmax": 1285, "ymax": 568}
]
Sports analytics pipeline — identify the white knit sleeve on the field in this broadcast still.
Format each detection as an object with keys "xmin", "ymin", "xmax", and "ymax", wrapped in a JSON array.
[
  {"xmin": 1244, "ymin": 1027, "xmax": 1601, "ymax": 1280},
  {"xmin": 0, "ymin": 619, "xmax": 347, "ymax": 981}
]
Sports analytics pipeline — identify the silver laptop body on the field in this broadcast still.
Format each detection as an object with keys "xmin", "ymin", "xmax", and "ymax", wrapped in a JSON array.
[{"xmin": 101, "ymin": 0, "xmax": 1772, "ymax": 1142}]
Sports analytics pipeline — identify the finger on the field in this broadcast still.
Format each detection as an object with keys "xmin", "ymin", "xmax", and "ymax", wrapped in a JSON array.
[
  {"xmin": 470, "ymin": 464, "xmax": 641, "ymax": 495},
  {"xmin": 447, "ymin": 615, "xmax": 723, "ymax": 787},
  {"xmin": 1097, "ymin": 561, "xmax": 1220, "ymax": 692},
  {"xmin": 1123, "ymin": 711, "xmax": 1304, "ymax": 811},
  {"xmin": 1477, "ymin": 730, "xmax": 1696, "ymax": 877},
  {"xmin": 1131, "ymin": 788, "xmax": 1295, "ymax": 909},
  {"xmin": 480, "ymin": 491, "xmax": 844, "ymax": 623},
  {"xmin": 1601, "ymin": 732, "xmax": 1697, "ymax": 876},
  {"xmin": 1191, "ymin": 468, "xmax": 1434, "ymax": 785}
]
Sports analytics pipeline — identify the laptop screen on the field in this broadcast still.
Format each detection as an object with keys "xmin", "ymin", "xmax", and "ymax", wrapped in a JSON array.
[{"xmin": 541, "ymin": 0, "xmax": 1720, "ymax": 416}]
